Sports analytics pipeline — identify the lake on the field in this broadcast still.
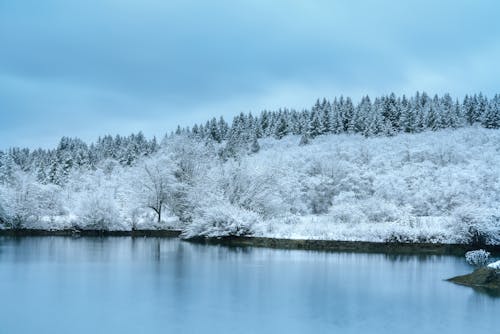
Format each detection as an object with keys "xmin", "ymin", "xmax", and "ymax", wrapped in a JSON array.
[{"xmin": 0, "ymin": 236, "xmax": 498, "ymax": 333}]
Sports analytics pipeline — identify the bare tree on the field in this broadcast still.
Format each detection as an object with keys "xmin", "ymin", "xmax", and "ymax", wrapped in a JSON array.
[{"xmin": 142, "ymin": 163, "xmax": 174, "ymax": 223}]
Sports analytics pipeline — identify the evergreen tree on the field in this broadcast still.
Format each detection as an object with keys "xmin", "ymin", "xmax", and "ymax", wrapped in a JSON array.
[
  {"xmin": 427, "ymin": 104, "xmax": 439, "ymax": 131},
  {"xmin": 330, "ymin": 98, "xmax": 343, "ymax": 134},
  {"xmin": 308, "ymin": 111, "xmax": 322, "ymax": 138},
  {"xmin": 463, "ymin": 95, "xmax": 475, "ymax": 125},
  {"xmin": 351, "ymin": 96, "xmax": 370, "ymax": 133},
  {"xmin": 342, "ymin": 97, "xmax": 355, "ymax": 133},
  {"xmin": 260, "ymin": 111, "xmax": 270, "ymax": 137},
  {"xmin": 400, "ymin": 101, "xmax": 416, "ymax": 133},
  {"xmin": 320, "ymin": 98, "xmax": 332, "ymax": 134},
  {"xmin": 175, "ymin": 126, "xmax": 182, "ymax": 135},
  {"xmin": 476, "ymin": 93, "xmax": 488, "ymax": 124},
  {"xmin": 218, "ymin": 116, "xmax": 229, "ymax": 140},
  {"xmin": 440, "ymin": 93, "xmax": 454, "ymax": 128},
  {"xmin": 381, "ymin": 93, "xmax": 400, "ymax": 132},
  {"xmin": 482, "ymin": 94, "xmax": 500, "ymax": 129},
  {"xmin": 208, "ymin": 118, "xmax": 220, "ymax": 142},
  {"xmin": 274, "ymin": 114, "xmax": 288, "ymax": 139}
]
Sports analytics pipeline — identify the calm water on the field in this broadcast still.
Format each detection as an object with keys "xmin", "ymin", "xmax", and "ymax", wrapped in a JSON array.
[{"xmin": 0, "ymin": 237, "xmax": 498, "ymax": 333}]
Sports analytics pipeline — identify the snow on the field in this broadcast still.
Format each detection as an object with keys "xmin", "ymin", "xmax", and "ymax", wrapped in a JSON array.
[
  {"xmin": 1, "ymin": 127, "xmax": 500, "ymax": 244},
  {"xmin": 465, "ymin": 249, "xmax": 491, "ymax": 266},
  {"xmin": 488, "ymin": 261, "xmax": 500, "ymax": 270},
  {"xmin": 252, "ymin": 215, "xmax": 453, "ymax": 243}
]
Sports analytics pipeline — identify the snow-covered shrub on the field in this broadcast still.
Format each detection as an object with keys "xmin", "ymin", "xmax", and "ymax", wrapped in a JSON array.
[
  {"xmin": 305, "ymin": 175, "xmax": 335, "ymax": 214},
  {"xmin": 453, "ymin": 206, "xmax": 500, "ymax": 245},
  {"xmin": 34, "ymin": 183, "xmax": 65, "ymax": 218},
  {"xmin": 6, "ymin": 175, "xmax": 45, "ymax": 228},
  {"xmin": 181, "ymin": 204, "xmax": 258, "ymax": 239},
  {"xmin": 465, "ymin": 249, "xmax": 491, "ymax": 267},
  {"xmin": 487, "ymin": 261, "xmax": 500, "ymax": 270},
  {"xmin": 75, "ymin": 194, "xmax": 121, "ymax": 231},
  {"xmin": 329, "ymin": 193, "xmax": 368, "ymax": 225},
  {"xmin": 221, "ymin": 162, "xmax": 288, "ymax": 218},
  {"xmin": 362, "ymin": 198, "xmax": 404, "ymax": 223}
]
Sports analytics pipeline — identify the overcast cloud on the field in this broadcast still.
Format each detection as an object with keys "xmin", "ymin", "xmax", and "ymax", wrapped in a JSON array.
[{"xmin": 1, "ymin": 0, "xmax": 499, "ymax": 148}]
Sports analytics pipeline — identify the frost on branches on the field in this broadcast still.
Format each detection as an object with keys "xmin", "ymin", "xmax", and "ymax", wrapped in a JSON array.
[
  {"xmin": 0, "ymin": 92, "xmax": 499, "ymax": 244},
  {"xmin": 465, "ymin": 249, "xmax": 491, "ymax": 267}
]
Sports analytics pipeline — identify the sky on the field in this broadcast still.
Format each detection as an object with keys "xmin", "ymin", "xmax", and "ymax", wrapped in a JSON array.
[{"xmin": 1, "ymin": 0, "xmax": 500, "ymax": 149}]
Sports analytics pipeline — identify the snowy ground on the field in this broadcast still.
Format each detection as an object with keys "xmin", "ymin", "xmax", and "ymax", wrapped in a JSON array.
[{"xmin": 252, "ymin": 215, "xmax": 454, "ymax": 243}]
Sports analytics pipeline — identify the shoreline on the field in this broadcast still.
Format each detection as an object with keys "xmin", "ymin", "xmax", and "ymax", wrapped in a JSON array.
[
  {"xmin": 2, "ymin": 228, "xmax": 500, "ymax": 256},
  {"xmin": 186, "ymin": 236, "xmax": 500, "ymax": 256},
  {"xmin": 0, "ymin": 228, "xmax": 183, "ymax": 238}
]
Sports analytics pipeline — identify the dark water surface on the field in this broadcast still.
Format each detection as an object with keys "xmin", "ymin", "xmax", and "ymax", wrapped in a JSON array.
[{"xmin": 0, "ymin": 237, "xmax": 498, "ymax": 333}]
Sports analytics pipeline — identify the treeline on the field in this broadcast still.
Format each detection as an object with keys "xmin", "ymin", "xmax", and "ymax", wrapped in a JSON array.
[
  {"xmin": 185, "ymin": 92, "xmax": 500, "ymax": 147},
  {"xmin": 1, "ymin": 92, "xmax": 499, "ymax": 186},
  {"xmin": 0, "ymin": 133, "xmax": 159, "ymax": 186}
]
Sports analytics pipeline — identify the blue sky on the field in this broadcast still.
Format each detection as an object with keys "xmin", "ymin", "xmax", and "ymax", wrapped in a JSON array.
[{"xmin": 1, "ymin": 0, "xmax": 499, "ymax": 149}]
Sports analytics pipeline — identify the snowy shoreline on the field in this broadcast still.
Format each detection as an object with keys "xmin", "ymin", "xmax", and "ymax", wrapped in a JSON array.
[{"xmin": 2, "ymin": 228, "xmax": 500, "ymax": 256}]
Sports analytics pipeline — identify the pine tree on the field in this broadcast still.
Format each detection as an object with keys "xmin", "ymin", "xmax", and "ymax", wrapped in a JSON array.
[
  {"xmin": 274, "ymin": 115, "xmax": 288, "ymax": 139},
  {"xmin": 400, "ymin": 102, "xmax": 416, "ymax": 133},
  {"xmin": 476, "ymin": 93, "xmax": 488, "ymax": 124},
  {"xmin": 260, "ymin": 111, "xmax": 270, "ymax": 137},
  {"xmin": 308, "ymin": 111, "xmax": 322, "ymax": 138},
  {"xmin": 415, "ymin": 92, "xmax": 430, "ymax": 132},
  {"xmin": 319, "ymin": 98, "xmax": 332, "ymax": 134},
  {"xmin": 363, "ymin": 98, "xmax": 384, "ymax": 137},
  {"xmin": 381, "ymin": 93, "xmax": 400, "ymax": 132},
  {"xmin": 463, "ymin": 95, "xmax": 475, "ymax": 125},
  {"xmin": 342, "ymin": 97, "xmax": 355, "ymax": 133},
  {"xmin": 208, "ymin": 118, "xmax": 220, "ymax": 142},
  {"xmin": 351, "ymin": 96, "xmax": 370, "ymax": 133},
  {"xmin": 289, "ymin": 111, "xmax": 301, "ymax": 135},
  {"xmin": 440, "ymin": 93, "xmax": 454, "ymax": 128},
  {"xmin": 427, "ymin": 104, "xmax": 439, "ymax": 131},
  {"xmin": 218, "ymin": 116, "xmax": 229, "ymax": 140},
  {"xmin": 330, "ymin": 98, "xmax": 343, "ymax": 134},
  {"xmin": 482, "ymin": 94, "xmax": 500, "ymax": 129}
]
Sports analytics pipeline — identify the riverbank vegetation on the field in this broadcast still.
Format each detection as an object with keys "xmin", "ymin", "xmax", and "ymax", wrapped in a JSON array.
[{"xmin": 1, "ymin": 92, "xmax": 499, "ymax": 245}]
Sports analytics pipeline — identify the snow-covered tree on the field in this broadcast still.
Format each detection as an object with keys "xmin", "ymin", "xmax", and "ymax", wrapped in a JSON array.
[
  {"xmin": 139, "ymin": 159, "xmax": 177, "ymax": 223},
  {"xmin": 482, "ymin": 94, "xmax": 500, "ymax": 129},
  {"xmin": 274, "ymin": 114, "xmax": 288, "ymax": 139}
]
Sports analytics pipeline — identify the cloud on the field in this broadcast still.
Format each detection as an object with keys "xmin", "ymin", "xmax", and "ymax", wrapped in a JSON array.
[{"xmin": 0, "ymin": 0, "xmax": 499, "ymax": 148}]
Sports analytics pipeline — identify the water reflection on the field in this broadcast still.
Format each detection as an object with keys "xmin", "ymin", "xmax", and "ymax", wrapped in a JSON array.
[{"xmin": 0, "ymin": 236, "xmax": 498, "ymax": 333}]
